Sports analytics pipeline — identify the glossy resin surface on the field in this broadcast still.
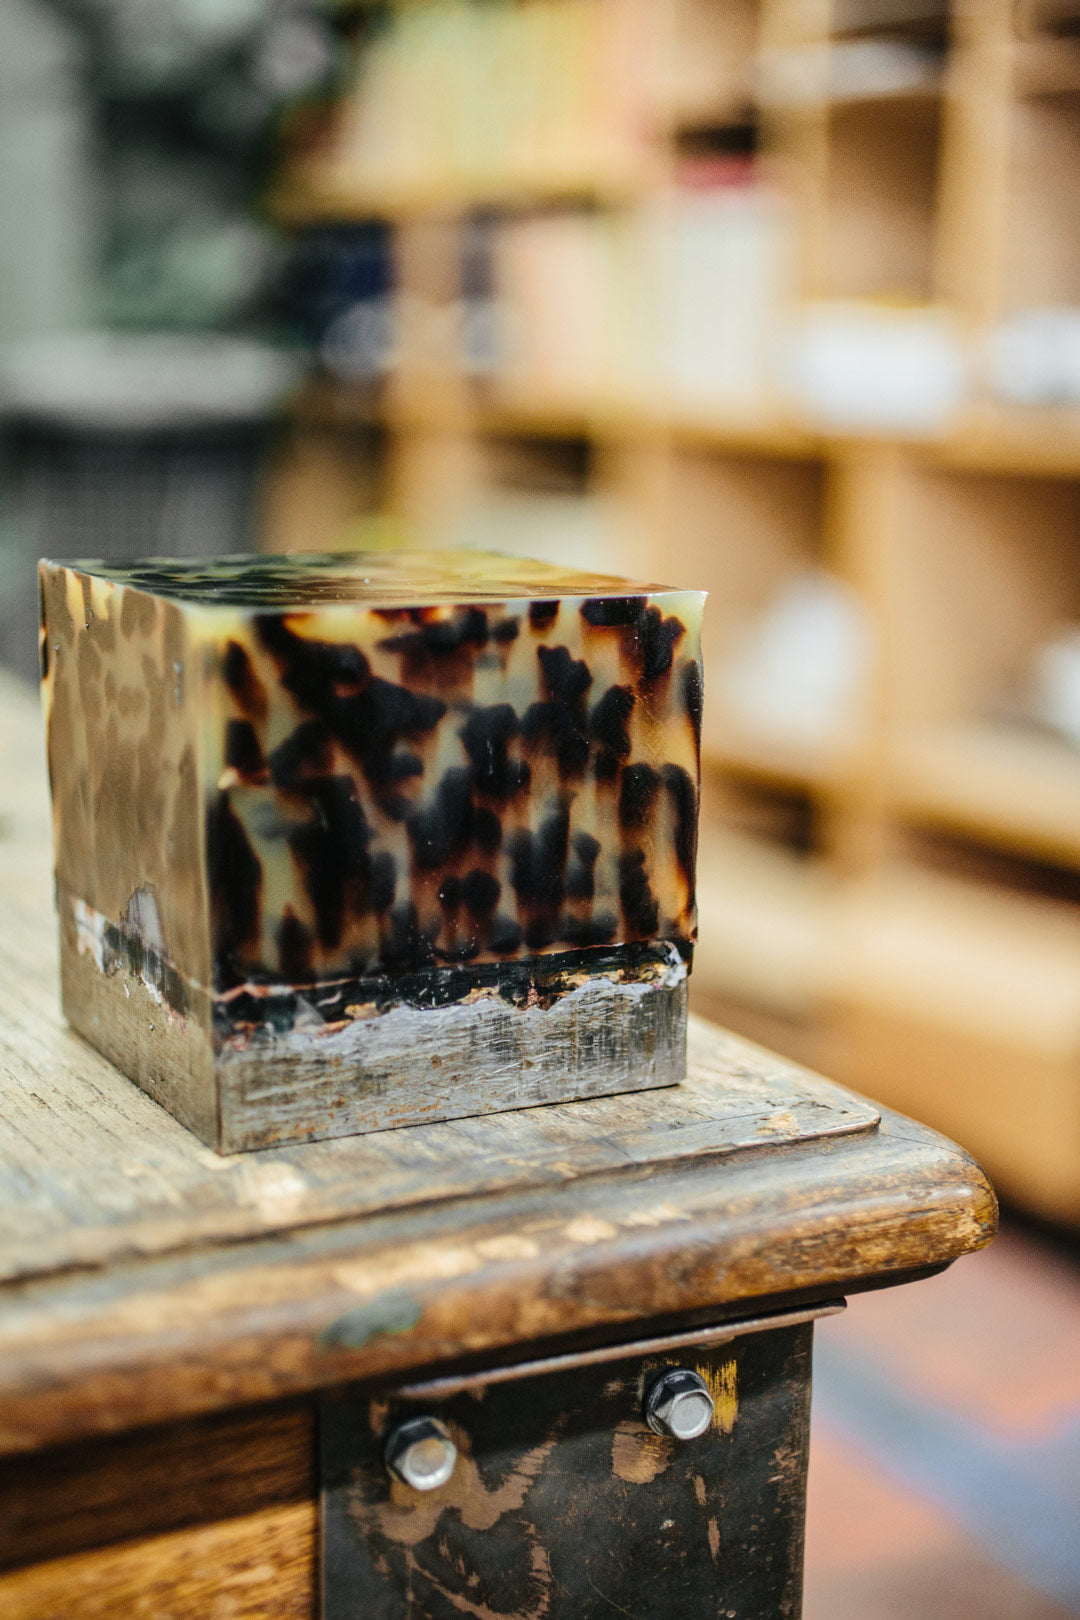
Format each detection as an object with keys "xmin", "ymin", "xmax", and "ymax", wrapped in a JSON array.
[{"xmin": 40, "ymin": 551, "xmax": 705, "ymax": 1149}]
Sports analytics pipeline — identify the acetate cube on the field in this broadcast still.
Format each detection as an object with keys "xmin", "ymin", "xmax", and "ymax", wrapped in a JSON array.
[{"xmin": 40, "ymin": 551, "xmax": 704, "ymax": 1150}]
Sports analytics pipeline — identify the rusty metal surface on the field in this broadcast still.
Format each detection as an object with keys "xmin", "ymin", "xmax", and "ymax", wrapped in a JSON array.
[{"xmin": 322, "ymin": 1321, "xmax": 814, "ymax": 1620}]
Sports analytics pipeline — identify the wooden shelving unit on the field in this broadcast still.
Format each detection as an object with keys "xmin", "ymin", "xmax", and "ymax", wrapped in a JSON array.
[{"xmin": 265, "ymin": 0, "xmax": 1080, "ymax": 1225}]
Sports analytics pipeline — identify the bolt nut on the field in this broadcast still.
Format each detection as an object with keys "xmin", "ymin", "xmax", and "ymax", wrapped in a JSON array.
[
  {"xmin": 384, "ymin": 1416, "xmax": 457, "ymax": 1491},
  {"xmin": 644, "ymin": 1368, "xmax": 715, "ymax": 1441}
]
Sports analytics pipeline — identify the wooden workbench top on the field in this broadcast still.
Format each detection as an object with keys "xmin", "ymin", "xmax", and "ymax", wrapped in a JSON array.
[{"xmin": 0, "ymin": 674, "xmax": 995, "ymax": 1458}]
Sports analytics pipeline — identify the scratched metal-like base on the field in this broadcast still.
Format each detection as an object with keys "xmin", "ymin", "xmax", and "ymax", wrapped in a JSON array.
[
  {"xmin": 59, "ymin": 890, "xmax": 689, "ymax": 1150},
  {"xmin": 321, "ymin": 1320, "xmax": 815, "ymax": 1620}
]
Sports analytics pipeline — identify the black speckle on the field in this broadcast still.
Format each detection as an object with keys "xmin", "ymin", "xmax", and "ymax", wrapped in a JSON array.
[
  {"xmin": 537, "ymin": 644, "xmax": 592, "ymax": 704},
  {"xmin": 437, "ymin": 875, "xmax": 462, "ymax": 911},
  {"xmin": 378, "ymin": 606, "xmax": 489, "ymax": 669},
  {"xmin": 268, "ymin": 719, "xmax": 332, "ymax": 790},
  {"xmin": 461, "ymin": 868, "xmax": 501, "ymax": 916},
  {"xmin": 492, "ymin": 616, "xmax": 521, "ymax": 644},
  {"xmin": 473, "ymin": 806, "xmax": 502, "ymax": 854},
  {"xmin": 561, "ymin": 911, "xmax": 618, "ymax": 947},
  {"xmin": 682, "ymin": 660, "xmax": 704, "ymax": 747},
  {"xmin": 662, "ymin": 763, "xmax": 698, "ymax": 892},
  {"xmin": 488, "ymin": 914, "xmax": 523, "ymax": 954},
  {"xmin": 566, "ymin": 830, "xmax": 600, "ymax": 900},
  {"xmin": 618, "ymin": 762, "xmax": 660, "ymax": 830},
  {"xmin": 528, "ymin": 600, "xmax": 560, "ymax": 632},
  {"xmin": 638, "ymin": 607, "xmax": 685, "ymax": 683},
  {"xmin": 523, "ymin": 700, "xmax": 590, "ymax": 776},
  {"xmin": 459, "ymin": 704, "xmax": 528, "ymax": 798},
  {"xmin": 224, "ymin": 720, "xmax": 266, "ymax": 780},
  {"xmin": 389, "ymin": 750, "xmax": 424, "ymax": 781},
  {"xmin": 589, "ymin": 684, "xmax": 635, "ymax": 758},
  {"xmin": 618, "ymin": 849, "xmax": 660, "ymax": 938},
  {"xmin": 288, "ymin": 775, "xmax": 373, "ymax": 949},
  {"xmin": 257, "ymin": 616, "xmax": 370, "ymax": 705},
  {"xmin": 277, "ymin": 909, "xmax": 313, "ymax": 981},
  {"xmin": 507, "ymin": 808, "xmax": 570, "ymax": 908},
  {"xmin": 580, "ymin": 596, "xmax": 646, "ymax": 627},
  {"xmin": 407, "ymin": 768, "xmax": 473, "ymax": 871},
  {"xmin": 207, "ymin": 793, "xmax": 262, "ymax": 985},
  {"xmin": 222, "ymin": 640, "xmax": 268, "ymax": 718},
  {"xmin": 256, "ymin": 617, "xmax": 444, "ymax": 802},
  {"xmin": 370, "ymin": 851, "xmax": 397, "ymax": 914},
  {"xmin": 382, "ymin": 902, "xmax": 436, "ymax": 972}
]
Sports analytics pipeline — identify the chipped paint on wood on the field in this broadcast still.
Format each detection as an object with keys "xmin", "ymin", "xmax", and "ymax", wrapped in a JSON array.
[{"xmin": 610, "ymin": 1420, "xmax": 672, "ymax": 1484}]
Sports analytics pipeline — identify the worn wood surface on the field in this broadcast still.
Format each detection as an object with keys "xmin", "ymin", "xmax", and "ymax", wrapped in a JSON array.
[
  {"xmin": 0, "ymin": 674, "xmax": 996, "ymax": 1459},
  {"xmin": 0, "ymin": 1403, "xmax": 315, "ymax": 1617}
]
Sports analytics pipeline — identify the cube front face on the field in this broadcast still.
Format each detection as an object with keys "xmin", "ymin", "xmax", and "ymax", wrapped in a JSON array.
[{"xmin": 40, "ymin": 552, "xmax": 704, "ymax": 1150}]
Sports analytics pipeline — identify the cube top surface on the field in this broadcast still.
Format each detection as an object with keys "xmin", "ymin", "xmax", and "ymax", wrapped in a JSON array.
[{"xmin": 53, "ymin": 550, "xmax": 683, "ymax": 612}]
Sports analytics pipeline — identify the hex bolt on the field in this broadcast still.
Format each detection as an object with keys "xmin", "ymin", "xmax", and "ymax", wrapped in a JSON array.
[
  {"xmin": 644, "ymin": 1368, "xmax": 715, "ymax": 1441},
  {"xmin": 384, "ymin": 1415, "xmax": 458, "ymax": 1491}
]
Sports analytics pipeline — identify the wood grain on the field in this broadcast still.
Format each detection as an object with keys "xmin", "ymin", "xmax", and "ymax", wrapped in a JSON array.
[
  {"xmin": 0, "ymin": 1501, "xmax": 315, "ymax": 1620},
  {"xmin": 0, "ymin": 1405, "xmax": 313, "ymax": 1570}
]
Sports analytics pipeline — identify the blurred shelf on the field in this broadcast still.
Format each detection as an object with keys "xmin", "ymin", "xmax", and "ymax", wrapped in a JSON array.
[
  {"xmin": 290, "ymin": 382, "xmax": 1080, "ymax": 478},
  {"xmin": 889, "ymin": 721, "xmax": 1080, "ymax": 871},
  {"xmin": 270, "ymin": 167, "xmax": 655, "ymax": 226},
  {"xmin": 931, "ymin": 407, "xmax": 1080, "ymax": 480},
  {"xmin": 829, "ymin": 865, "xmax": 1080, "ymax": 1224},
  {"xmin": 1011, "ymin": 36, "xmax": 1080, "ymax": 98},
  {"xmin": 694, "ymin": 824, "xmax": 834, "ymax": 1018},
  {"xmin": 289, "ymin": 380, "xmax": 594, "ymax": 440},
  {"xmin": 704, "ymin": 731, "xmax": 858, "ymax": 795},
  {"xmin": 290, "ymin": 380, "xmax": 825, "ymax": 457}
]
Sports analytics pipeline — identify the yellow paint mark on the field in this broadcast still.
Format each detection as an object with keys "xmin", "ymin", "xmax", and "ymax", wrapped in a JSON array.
[
  {"xmin": 698, "ymin": 1357, "xmax": 738, "ymax": 1434},
  {"xmin": 693, "ymin": 1474, "xmax": 706, "ymax": 1507},
  {"xmin": 564, "ymin": 1217, "xmax": 618, "ymax": 1244},
  {"xmin": 707, "ymin": 1516, "xmax": 721, "ymax": 1565},
  {"xmin": 611, "ymin": 1420, "xmax": 672, "ymax": 1484}
]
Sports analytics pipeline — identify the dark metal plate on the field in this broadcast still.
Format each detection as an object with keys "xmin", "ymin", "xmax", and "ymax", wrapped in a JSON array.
[{"xmin": 321, "ymin": 1321, "xmax": 813, "ymax": 1619}]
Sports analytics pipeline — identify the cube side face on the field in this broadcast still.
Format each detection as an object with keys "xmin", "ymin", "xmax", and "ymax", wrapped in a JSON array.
[
  {"xmin": 196, "ymin": 583, "xmax": 703, "ymax": 1147},
  {"xmin": 39, "ymin": 563, "xmax": 218, "ymax": 1143}
]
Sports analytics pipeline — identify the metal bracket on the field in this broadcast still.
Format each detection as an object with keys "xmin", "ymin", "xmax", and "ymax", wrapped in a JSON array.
[{"xmin": 393, "ymin": 1297, "xmax": 845, "ymax": 1400}]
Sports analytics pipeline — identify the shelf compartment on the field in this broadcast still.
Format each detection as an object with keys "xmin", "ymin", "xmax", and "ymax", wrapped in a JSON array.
[
  {"xmin": 882, "ymin": 465, "xmax": 1080, "ymax": 731},
  {"xmin": 694, "ymin": 819, "xmax": 836, "ymax": 1019},
  {"xmin": 827, "ymin": 864, "xmax": 1080, "ymax": 1224},
  {"xmin": 819, "ymin": 94, "xmax": 943, "ymax": 299},
  {"xmin": 654, "ymin": 446, "xmax": 867, "ymax": 775},
  {"xmin": 1002, "ymin": 86, "xmax": 1080, "ymax": 311},
  {"xmin": 890, "ymin": 720, "xmax": 1080, "ymax": 870}
]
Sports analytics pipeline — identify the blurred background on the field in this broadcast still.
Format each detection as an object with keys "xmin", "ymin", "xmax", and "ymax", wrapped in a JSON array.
[{"xmin": 2, "ymin": 0, "xmax": 1080, "ymax": 1613}]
